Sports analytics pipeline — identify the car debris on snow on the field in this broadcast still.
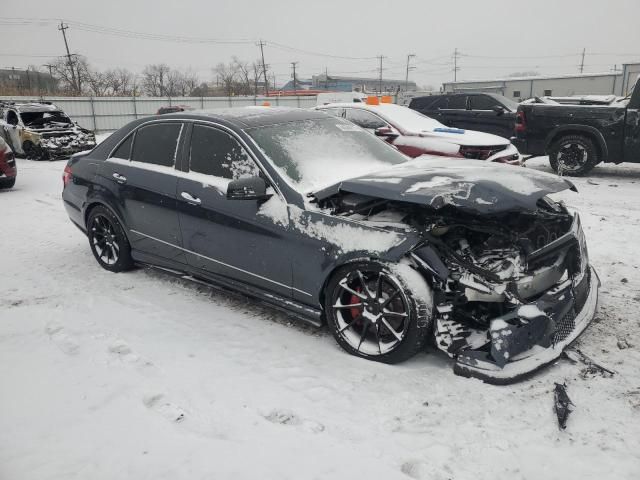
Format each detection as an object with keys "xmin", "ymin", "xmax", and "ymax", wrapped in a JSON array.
[
  {"xmin": 554, "ymin": 382, "xmax": 574, "ymax": 430},
  {"xmin": 563, "ymin": 348, "xmax": 616, "ymax": 378}
]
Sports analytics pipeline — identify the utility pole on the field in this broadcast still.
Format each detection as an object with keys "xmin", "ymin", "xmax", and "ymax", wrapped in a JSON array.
[
  {"xmin": 405, "ymin": 54, "xmax": 416, "ymax": 91},
  {"xmin": 579, "ymin": 48, "xmax": 586, "ymax": 74},
  {"xmin": 377, "ymin": 55, "xmax": 385, "ymax": 94},
  {"xmin": 58, "ymin": 21, "xmax": 78, "ymax": 94},
  {"xmin": 258, "ymin": 40, "xmax": 269, "ymax": 96},
  {"xmin": 291, "ymin": 61, "xmax": 298, "ymax": 93},
  {"xmin": 453, "ymin": 48, "xmax": 460, "ymax": 82}
]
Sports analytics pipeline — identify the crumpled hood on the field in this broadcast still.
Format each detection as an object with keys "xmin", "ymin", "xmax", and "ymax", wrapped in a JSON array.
[{"xmin": 314, "ymin": 157, "xmax": 576, "ymax": 214}]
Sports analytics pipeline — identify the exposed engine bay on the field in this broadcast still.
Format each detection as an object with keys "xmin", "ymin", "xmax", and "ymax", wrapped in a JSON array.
[{"xmin": 317, "ymin": 188, "xmax": 598, "ymax": 383}]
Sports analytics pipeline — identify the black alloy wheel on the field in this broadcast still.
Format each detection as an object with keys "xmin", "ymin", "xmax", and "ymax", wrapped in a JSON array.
[
  {"xmin": 549, "ymin": 134, "xmax": 599, "ymax": 176},
  {"xmin": 87, "ymin": 206, "xmax": 134, "ymax": 272},
  {"xmin": 325, "ymin": 261, "xmax": 432, "ymax": 364}
]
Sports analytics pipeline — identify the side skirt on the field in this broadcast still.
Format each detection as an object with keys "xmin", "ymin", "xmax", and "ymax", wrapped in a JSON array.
[{"xmin": 136, "ymin": 260, "xmax": 324, "ymax": 328}]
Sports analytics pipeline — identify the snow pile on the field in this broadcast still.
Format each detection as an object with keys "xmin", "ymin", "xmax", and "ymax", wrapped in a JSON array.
[{"xmin": 1, "ymin": 157, "xmax": 640, "ymax": 480}]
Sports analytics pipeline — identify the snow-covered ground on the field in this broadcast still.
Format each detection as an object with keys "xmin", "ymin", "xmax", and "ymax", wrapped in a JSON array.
[{"xmin": 1, "ymin": 156, "xmax": 639, "ymax": 480}]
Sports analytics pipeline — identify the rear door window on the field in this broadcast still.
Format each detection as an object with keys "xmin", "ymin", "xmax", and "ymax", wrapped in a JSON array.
[
  {"xmin": 189, "ymin": 125, "xmax": 259, "ymax": 180},
  {"xmin": 345, "ymin": 109, "xmax": 387, "ymax": 129},
  {"xmin": 131, "ymin": 123, "xmax": 182, "ymax": 167}
]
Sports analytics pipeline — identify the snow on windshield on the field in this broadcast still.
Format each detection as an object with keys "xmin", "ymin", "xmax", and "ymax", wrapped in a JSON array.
[
  {"xmin": 375, "ymin": 104, "xmax": 444, "ymax": 133},
  {"xmin": 247, "ymin": 118, "xmax": 407, "ymax": 192}
]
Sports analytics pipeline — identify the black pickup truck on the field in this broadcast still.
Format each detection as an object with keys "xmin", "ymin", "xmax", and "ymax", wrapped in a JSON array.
[{"xmin": 512, "ymin": 82, "xmax": 640, "ymax": 175}]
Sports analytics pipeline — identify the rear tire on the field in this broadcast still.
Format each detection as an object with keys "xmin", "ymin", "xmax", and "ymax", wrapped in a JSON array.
[
  {"xmin": 0, "ymin": 177, "xmax": 16, "ymax": 189},
  {"xmin": 324, "ymin": 261, "xmax": 432, "ymax": 364},
  {"xmin": 87, "ymin": 206, "xmax": 134, "ymax": 272},
  {"xmin": 549, "ymin": 134, "xmax": 599, "ymax": 176}
]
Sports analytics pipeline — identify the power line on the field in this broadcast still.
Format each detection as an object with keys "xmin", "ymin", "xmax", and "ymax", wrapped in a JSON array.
[
  {"xmin": 377, "ymin": 55, "xmax": 386, "ymax": 93},
  {"xmin": 453, "ymin": 48, "xmax": 460, "ymax": 81},
  {"xmin": 405, "ymin": 54, "xmax": 415, "ymax": 91},
  {"xmin": 258, "ymin": 40, "xmax": 269, "ymax": 96},
  {"xmin": 58, "ymin": 21, "xmax": 78, "ymax": 94},
  {"xmin": 291, "ymin": 61, "xmax": 298, "ymax": 92}
]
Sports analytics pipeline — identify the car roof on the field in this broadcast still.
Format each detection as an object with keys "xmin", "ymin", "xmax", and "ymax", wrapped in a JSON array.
[
  {"xmin": 316, "ymin": 102, "xmax": 406, "ymax": 113},
  {"xmin": 13, "ymin": 103, "xmax": 60, "ymax": 113},
  {"xmin": 160, "ymin": 106, "xmax": 328, "ymax": 128}
]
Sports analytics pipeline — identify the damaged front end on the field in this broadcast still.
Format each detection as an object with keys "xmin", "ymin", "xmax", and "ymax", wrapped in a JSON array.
[
  {"xmin": 414, "ymin": 202, "xmax": 599, "ymax": 383},
  {"xmin": 317, "ymin": 172, "xmax": 599, "ymax": 383},
  {"xmin": 25, "ymin": 125, "xmax": 96, "ymax": 160}
]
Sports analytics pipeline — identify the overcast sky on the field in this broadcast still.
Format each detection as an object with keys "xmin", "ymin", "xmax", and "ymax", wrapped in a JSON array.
[{"xmin": 1, "ymin": 0, "xmax": 639, "ymax": 89}]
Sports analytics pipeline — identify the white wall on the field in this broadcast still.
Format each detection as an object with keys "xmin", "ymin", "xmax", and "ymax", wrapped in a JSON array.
[{"xmin": 0, "ymin": 95, "xmax": 318, "ymax": 132}]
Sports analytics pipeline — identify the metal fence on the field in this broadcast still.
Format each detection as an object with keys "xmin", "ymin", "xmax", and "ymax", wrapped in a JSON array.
[{"xmin": 0, "ymin": 95, "xmax": 318, "ymax": 132}]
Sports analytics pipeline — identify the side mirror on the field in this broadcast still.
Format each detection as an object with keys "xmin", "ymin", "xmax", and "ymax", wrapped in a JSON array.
[
  {"xmin": 374, "ymin": 126, "xmax": 399, "ymax": 138},
  {"xmin": 227, "ymin": 176, "xmax": 272, "ymax": 201},
  {"xmin": 493, "ymin": 105, "xmax": 505, "ymax": 116}
]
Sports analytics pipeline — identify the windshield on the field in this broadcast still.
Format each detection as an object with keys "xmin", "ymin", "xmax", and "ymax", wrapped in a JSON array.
[
  {"xmin": 376, "ymin": 105, "xmax": 445, "ymax": 132},
  {"xmin": 20, "ymin": 110, "xmax": 72, "ymax": 127},
  {"xmin": 247, "ymin": 117, "xmax": 407, "ymax": 192}
]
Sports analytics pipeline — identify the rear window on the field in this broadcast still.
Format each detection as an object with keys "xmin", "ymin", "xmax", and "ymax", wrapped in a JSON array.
[
  {"xmin": 410, "ymin": 96, "xmax": 441, "ymax": 110},
  {"xmin": 445, "ymin": 96, "xmax": 467, "ymax": 109},
  {"xmin": 131, "ymin": 123, "xmax": 182, "ymax": 167},
  {"xmin": 469, "ymin": 95, "xmax": 500, "ymax": 110}
]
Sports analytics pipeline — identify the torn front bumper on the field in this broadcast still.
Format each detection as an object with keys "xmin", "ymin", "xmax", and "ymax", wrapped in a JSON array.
[{"xmin": 453, "ymin": 267, "xmax": 600, "ymax": 384}]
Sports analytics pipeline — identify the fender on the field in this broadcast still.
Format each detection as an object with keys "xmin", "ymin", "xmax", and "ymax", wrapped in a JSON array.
[{"xmin": 544, "ymin": 124, "xmax": 609, "ymax": 162}]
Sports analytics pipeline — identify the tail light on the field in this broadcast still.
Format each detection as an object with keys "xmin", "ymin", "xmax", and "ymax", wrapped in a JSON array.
[
  {"xmin": 62, "ymin": 164, "xmax": 73, "ymax": 187},
  {"xmin": 515, "ymin": 110, "xmax": 526, "ymax": 133}
]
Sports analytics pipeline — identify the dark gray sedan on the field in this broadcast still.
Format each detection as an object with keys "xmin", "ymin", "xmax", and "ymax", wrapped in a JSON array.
[{"xmin": 62, "ymin": 107, "xmax": 599, "ymax": 383}]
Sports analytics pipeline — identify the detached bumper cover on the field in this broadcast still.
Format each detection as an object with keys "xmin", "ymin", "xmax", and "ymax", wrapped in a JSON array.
[{"xmin": 454, "ymin": 267, "xmax": 599, "ymax": 384}]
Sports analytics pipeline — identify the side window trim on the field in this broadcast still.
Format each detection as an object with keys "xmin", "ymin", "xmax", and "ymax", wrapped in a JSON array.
[{"xmin": 108, "ymin": 130, "xmax": 136, "ymax": 161}]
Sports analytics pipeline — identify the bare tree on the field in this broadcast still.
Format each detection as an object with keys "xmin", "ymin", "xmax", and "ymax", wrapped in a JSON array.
[
  {"xmin": 233, "ymin": 57, "xmax": 252, "ymax": 95},
  {"xmin": 104, "ymin": 68, "xmax": 136, "ymax": 96},
  {"xmin": 141, "ymin": 64, "xmax": 171, "ymax": 96},
  {"xmin": 214, "ymin": 61, "xmax": 239, "ymax": 97}
]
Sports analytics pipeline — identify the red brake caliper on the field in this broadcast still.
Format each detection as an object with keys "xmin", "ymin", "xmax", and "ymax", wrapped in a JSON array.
[{"xmin": 350, "ymin": 287, "xmax": 363, "ymax": 320}]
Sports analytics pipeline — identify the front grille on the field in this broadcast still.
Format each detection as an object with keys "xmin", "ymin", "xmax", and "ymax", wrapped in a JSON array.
[
  {"xmin": 552, "ymin": 269, "xmax": 590, "ymax": 345},
  {"xmin": 460, "ymin": 145, "xmax": 507, "ymax": 160},
  {"xmin": 553, "ymin": 308, "xmax": 576, "ymax": 344}
]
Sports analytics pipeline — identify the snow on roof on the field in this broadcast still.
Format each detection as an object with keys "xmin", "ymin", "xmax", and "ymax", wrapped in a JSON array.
[{"xmin": 445, "ymin": 71, "xmax": 620, "ymax": 85}]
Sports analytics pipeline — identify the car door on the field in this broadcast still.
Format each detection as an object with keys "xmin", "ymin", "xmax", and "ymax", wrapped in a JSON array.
[
  {"xmin": 176, "ymin": 123, "xmax": 293, "ymax": 297},
  {"xmin": 99, "ymin": 121, "xmax": 186, "ymax": 265},
  {"xmin": 436, "ymin": 95, "xmax": 468, "ymax": 129},
  {"xmin": 466, "ymin": 94, "xmax": 513, "ymax": 138}
]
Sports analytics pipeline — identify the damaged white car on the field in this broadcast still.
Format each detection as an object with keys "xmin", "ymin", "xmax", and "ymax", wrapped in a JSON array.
[{"xmin": 0, "ymin": 102, "xmax": 96, "ymax": 160}]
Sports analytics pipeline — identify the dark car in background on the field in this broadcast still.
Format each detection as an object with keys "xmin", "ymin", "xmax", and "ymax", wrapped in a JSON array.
[
  {"xmin": 409, "ymin": 93, "xmax": 519, "ymax": 139},
  {"xmin": 512, "ymin": 81, "xmax": 640, "ymax": 176},
  {"xmin": 62, "ymin": 107, "xmax": 598, "ymax": 383}
]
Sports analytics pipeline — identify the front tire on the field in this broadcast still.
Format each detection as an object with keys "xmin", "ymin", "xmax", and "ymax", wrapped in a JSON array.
[
  {"xmin": 87, "ymin": 206, "xmax": 134, "ymax": 272},
  {"xmin": 324, "ymin": 261, "xmax": 432, "ymax": 364},
  {"xmin": 549, "ymin": 134, "xmax": 599, "ymax": 176}
]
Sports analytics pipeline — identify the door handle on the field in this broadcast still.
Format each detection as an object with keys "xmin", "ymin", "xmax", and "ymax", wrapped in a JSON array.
[
  {"xmin": 181, "ymin": 191, "xmax": 201, "ymax": 205},
  {"xmin": 112, "ymin": 172, "xmax": 127, "ymax": 184}
]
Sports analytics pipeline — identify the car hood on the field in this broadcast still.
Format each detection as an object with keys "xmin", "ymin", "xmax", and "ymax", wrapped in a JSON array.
[
  {"xmin": 409, "ymin": 128, "xmax": 510, "ymax": 147},
  {"xmin": 313, "ymin": 157, "xmax": 576, "ymax": 215}
]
